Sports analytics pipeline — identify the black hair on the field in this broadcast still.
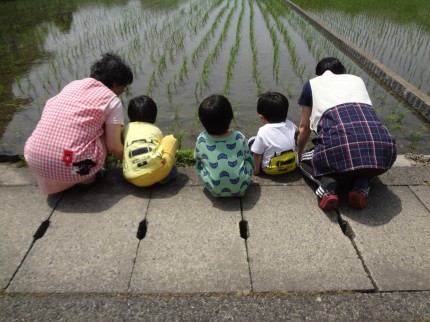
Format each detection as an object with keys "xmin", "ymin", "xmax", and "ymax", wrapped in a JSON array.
[
  {"xmin": 128, "ymin": 95, "xmax": 157, "ymax": 123},
  {"xmin": 90, "ymin": 52, "xmax": 133, "ymax": 88},
  {"xmin": 257, "ymin": 91, "xmax": 289, "ymax": 123},
  {"xmin": 315, "ymin": 57, "xmax": 346, "ymax": 76},
  {"xmin": 198, "ymin": 94, "xmax": 233, "ymax": 135}
]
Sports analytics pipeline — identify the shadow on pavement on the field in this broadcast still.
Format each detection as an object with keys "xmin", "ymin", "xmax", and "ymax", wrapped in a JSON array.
[{"xmin": 340, "ymin": 184, "xmax": 402, "ymax": 226}]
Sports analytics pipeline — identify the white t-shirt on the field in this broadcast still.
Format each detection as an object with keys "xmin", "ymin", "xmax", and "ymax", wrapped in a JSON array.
[
  {"xmin": 251, "ymin": 120, "xmax": 297, "ymax": 168},
  {"xmin": 104, "ymin": 96, "xmax": 124, "ymax": 125}
]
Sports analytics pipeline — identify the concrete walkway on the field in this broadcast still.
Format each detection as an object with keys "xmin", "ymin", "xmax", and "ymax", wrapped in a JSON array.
[{"xmin": 0, "ymin": 155, "xmax": 429, "ymax": 320}]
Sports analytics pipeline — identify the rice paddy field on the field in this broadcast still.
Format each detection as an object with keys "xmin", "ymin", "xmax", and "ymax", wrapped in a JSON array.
[{"xmin": 1, "ymin": 0, "xmax": 429, "ymax": 155}]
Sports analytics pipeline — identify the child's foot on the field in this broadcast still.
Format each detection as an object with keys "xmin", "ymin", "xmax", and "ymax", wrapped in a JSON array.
[
  {"xmin": 319, "ymin": 194, "xmax": 338, "ymax": 210},
  {"xmin": 348, "ymin": 191, "xmax": 367, "ymax": 209}
]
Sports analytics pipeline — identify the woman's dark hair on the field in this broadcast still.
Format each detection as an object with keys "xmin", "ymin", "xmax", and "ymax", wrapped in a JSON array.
[
  {"xmin": 198, "ymin": 94, "xmax": 233, "ymax": 135},
  {"xmin": 90, "ymin": 53, "xmax": 133, "ymax": 88},
  {"xmin": 315, "ymin": 57, "xmax": 346, "ymax": 76},
  {"xmin": 128, "ymin": 95, "xmax": 157, "ymax": 123},
  {"xmin": 257, "ymin": 91, "xmax": 289, "ymax": 123}
]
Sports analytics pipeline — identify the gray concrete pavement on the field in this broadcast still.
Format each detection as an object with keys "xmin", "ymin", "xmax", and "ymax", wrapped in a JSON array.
[{"xmin": 0, "ymin": 156, "xmax": 429, "ymax": 320}]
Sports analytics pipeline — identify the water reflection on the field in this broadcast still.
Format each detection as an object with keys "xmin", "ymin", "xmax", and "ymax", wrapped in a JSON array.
[{"xmin": 0, "ymin": 0, "xmax": 429, "ymax": 155}]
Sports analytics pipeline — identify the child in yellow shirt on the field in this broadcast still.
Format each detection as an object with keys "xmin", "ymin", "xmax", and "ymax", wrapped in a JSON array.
[{"xmin": 123, "ymin": 95, "xmax": 178, "ymax": 187}]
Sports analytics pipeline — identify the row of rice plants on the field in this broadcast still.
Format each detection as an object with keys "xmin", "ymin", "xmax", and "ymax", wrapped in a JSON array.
[
  {"xmin": 145, "ymin": 1, "xmax": 214, "ymax": 96},
  {"xmin": 223, "ymin": 0, "xmax": 245, "ymax": 95},
  {"xmin": 197, "ymin": 0, "xmax": 238, "ymax": 92},
  {"xmin": 286, "ymin": 10, "xmax": 358, "ymax": 77},
  {"xmin": 248, "ymin": 0, "xmax": 265, "ymax": 94},
  {"xmin": 165, "ymin": 0, "xmax": 227, "ymax": 104},
  {"xmin": 258, "ymin": 0, "xmax": 305, "ymax": 81},
  {"xmin": 255, "ymin": 0, "xmax": 280, "ymax": 83}
]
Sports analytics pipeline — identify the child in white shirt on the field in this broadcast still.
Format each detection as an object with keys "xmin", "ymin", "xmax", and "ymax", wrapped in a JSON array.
[{"xmin": 249, "ymin": 92, "xmax": 297, "ymax": 175}]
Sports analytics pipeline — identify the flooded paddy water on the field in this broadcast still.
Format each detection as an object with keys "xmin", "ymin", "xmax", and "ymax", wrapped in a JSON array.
[{"xmin": 1, "ymin": 0, "xmax": 429, "ymax": 155}]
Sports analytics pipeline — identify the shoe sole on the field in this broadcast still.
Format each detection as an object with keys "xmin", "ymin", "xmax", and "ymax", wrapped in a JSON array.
[
  {"xmin": 319, "ymin": 195, "xmax": 339, "ymax": 210},
  {"xmin": 348, "ymin": 191, "xmax": 366, "ymax": 209}
]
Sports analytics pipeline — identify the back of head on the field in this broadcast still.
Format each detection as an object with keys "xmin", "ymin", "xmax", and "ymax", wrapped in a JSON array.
[
  {"xmin": 198, "ymin": 94, "xmax": 233, "ymax": 135},
  {"xmin": 257, "ymin": 91, "xmax": 289, "ymax": 123},
  {"xmin": 90, "ymin": 52, "xmax": 133, "ymax": 88},
  {"xmin": 128, "ymin": 95, "xmax": 157, "ymax": 123},
  {"xmin": 315, "ymin": 57, "xmax": 346, "ymax": 76}
]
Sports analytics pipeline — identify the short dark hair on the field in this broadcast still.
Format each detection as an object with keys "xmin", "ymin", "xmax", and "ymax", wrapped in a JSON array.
[
  {"xmin": 90, "ymin": 53, "xmax": 133, "ymax": 88},
  {"xmin": 257, "ymin": 91, "xmax": 289, "ymax": 123},
  {"xmin": 128, "ymin": 95, "xmax": 157, "ymax": 123},
  {"xmin": 198, "ymin": 94, "xmax": 233, "ymax": 135},
  {"xmin": 315, "ymin": 57, "xmax": 346, "ymax": 76}
]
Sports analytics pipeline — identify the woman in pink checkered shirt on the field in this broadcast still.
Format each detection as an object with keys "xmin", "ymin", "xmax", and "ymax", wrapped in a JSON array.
[{"xmin": 24, "ymin": 53, "xmax": 133, "ymax": 194}]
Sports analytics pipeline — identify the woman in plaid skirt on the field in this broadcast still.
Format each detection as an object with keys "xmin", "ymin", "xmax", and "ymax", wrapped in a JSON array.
[{"xmin": 296, "ymin": 57, "xmax": 396, "ymax": 210}]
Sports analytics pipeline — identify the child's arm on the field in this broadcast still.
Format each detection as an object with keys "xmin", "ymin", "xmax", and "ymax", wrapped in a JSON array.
[
  {"xmin": 297, "ymin": 106, "xmax": 312, "ymax": 158},
  {"xmin": 160, "ymin": 135, "xmax": 178, "ymax": 168},
  {"xmin": 253, "ymin": 153, "xmax": 263, "ymax": 175}
]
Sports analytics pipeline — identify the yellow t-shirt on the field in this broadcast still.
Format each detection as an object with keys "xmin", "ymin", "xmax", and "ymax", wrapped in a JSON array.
[{"xmin": 123, "ymin": 122, "xmax": 177, "ymax": 186}]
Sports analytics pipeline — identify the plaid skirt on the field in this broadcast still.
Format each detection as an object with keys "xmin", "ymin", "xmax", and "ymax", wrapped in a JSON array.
[{"xmin": 311, "ymin": 103, "xmax": 397, "ymax": 177}]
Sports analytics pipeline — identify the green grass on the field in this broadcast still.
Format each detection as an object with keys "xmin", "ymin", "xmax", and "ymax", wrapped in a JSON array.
[{"xmin": 175, "ymin": 149, "xmax": 195, "ymax": 166}]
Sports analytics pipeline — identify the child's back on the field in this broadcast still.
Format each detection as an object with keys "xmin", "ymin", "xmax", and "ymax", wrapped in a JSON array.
[
  {"xmin": 195, "ymin": 130, "xmax": 254, "ymax": 197},
  {"xmin": 250, "ymin": 92, "xmax": 297, "ymax": 175},
  {"xmin": 194, "ymin": 95, "xmax": 254, "ymax": 197},
  {"xmin": 123, "ymin": 95, "xmax": 177, "ymax": 187}
]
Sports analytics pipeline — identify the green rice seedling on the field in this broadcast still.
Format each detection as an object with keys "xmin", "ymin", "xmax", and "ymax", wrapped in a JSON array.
[
  {"xmin": 170, "ymin": 104, "xmax": 181, "ymax": 133},
  {"xmin": 173, "ymin": 74, "xmax": 178, "ymax": 90},
  {"xmin": 150, "ymin": 48, "xmax": 156, "ymax": 65},
  {"xmin": 408, "ymin": 128, "xmax": 423, "ymax": 152},
  {"xmin": 384, "ymin": 104, "xmax": 409, "ymax": 132},
  {"xmin": 157, "ymin": 54, "xmax": 167, "ymax": 76},
  {"xmin": 167, "ymin": 80, "xmax": 173, "ymax": 104},
  {"xmin": 146, "ymin": 71, "xmax": 157, "ymax": 96},
  {"xmin": 373, "ymin": 104, "xmax": 384, "ymax": 116},
  {"xmin": 178, "ymin": 56, "xmax": 188, "ymax": 83},
  {"xmin": 297, "ymin": 63, "xmax": 306, "ymax": 81},
  {"xmin": 286, "ymin": 86, "xmax": 293, "ymax": 98}
]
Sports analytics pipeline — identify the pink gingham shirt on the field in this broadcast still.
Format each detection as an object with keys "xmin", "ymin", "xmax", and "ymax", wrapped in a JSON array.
[{"xmin": 24, "ymin": 78, "xmax": 120, "ymax": 182}]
